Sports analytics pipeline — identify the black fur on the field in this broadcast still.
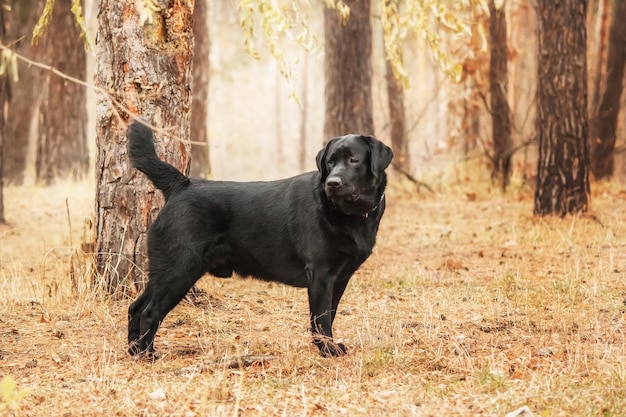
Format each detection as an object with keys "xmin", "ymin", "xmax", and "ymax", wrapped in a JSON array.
[{"xmin": 126, "ymin": 121, "xmax": 393, "ymax": 357}]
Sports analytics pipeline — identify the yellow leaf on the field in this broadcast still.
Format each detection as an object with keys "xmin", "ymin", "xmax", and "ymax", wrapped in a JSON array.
[
  {"xmin": 10, "ymin": 53, "xmax": 18, "ymax": 82},
  {"xmin": 450, "ymin": 63, "xmax": 464, "ymax": 83},
  {"xmin": 0, "ymin": 375, "xmax": 17, "ymax": 399},
  {"xmin": 0, "ymin": 375, "xmax": 30, "ymax": 410}
]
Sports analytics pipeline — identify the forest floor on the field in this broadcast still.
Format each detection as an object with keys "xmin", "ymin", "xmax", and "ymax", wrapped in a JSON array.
[{"xmin": 1, "ymin": 177, "xmax": 625, "ymax": 416}]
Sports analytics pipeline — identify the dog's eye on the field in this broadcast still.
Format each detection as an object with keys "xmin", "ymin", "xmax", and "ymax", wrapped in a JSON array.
[{"xmin": 349, "ymin": 157, "xmax": 360, "ymax": 164}]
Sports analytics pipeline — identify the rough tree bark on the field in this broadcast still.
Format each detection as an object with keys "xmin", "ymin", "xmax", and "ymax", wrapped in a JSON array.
[
  {"xmin": 589, "ymin": 0, "xmax": 626, "ymax": 180},
  {"xmin": 489, "ymin": 0, "xmax": 512, "ymax": 191},
  {"xmin": 95, "ymin": 1, "xmax": 193, "ymax": 291},
  {"xmin": 534, "ymin": 0, "xmax": 589, "ymax": 216},
  {"xmin": 190, "ymin": 0, "xmax": 210, "ymax": 178},
  {"xmin": 36, "ymin": 0, "xmax": 88, "ymax": 184},
  {"xmin": 324, "ymin": 0, "xmax": 374, "ymax": 139}
]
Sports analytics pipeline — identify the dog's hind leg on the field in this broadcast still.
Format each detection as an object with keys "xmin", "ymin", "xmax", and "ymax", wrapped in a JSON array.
[
  {"xmin": 128, "ymin": 286, "xmax": 152, "ymax": 355},
  {"xmin": 133, "ymin": 262, "xmax": 204, "ymax": 357}
]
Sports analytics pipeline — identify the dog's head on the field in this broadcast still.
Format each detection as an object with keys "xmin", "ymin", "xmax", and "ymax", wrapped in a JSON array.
[{"xmin": 316, "ymin": 134, "xmax": 393, "ymax": 215}]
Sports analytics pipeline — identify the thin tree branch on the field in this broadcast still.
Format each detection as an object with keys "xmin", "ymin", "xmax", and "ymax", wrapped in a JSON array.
[
  {"xmin": 0, "ymin": 43, "xmax": 207, "ymax": 147},
  {"xmin": 393, "ymin": 165, "xmax": 435, "ymax": 193}
]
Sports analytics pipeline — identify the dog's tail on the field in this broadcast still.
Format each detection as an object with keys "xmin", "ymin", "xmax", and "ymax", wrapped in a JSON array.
[{"xmin": 127, "ymin": 121, "xmax": 190, "ymax": 200}]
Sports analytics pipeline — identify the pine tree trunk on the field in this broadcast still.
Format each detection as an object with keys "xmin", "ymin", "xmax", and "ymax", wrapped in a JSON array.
[
  {"xmin": 534, "ymin": 0, "xmax": 589, "ymax": 216},
  {"xmin": 324, "ymin": 0, "xmax": 374, "ymax": 139},
  {"xmin": 94, "ymin": 0, "xmax": 193, "ymax": 291},
  {"xmin": 36, "ymin": 0, "xmax": 88, "ymax": 184},
  {"xmin": 589, "ymin": 0, "xmax": 625, "ymax": 180},
  {"xmin": 489, "ymin": 0, "xmax": 512, "ymax": 191},
  {"xmin": 190, "ymin": 0, "xmax": 210, "ymax": 178}
]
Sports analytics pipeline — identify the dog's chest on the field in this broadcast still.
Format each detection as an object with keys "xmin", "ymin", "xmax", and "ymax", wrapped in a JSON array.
[{"xmin": 332, "ymin": 220, "xmax": 378, "ymax": 262}]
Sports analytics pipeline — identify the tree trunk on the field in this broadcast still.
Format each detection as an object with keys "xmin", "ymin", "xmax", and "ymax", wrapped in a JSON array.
[
  {"xmin": 589, "ymin": 0, "xmax": 625, "ymax": 180},
  {"xmin": 489, "ymin": 0, "xmax": 512, "ymax": 191},
  {"xmin": 4, "ymin": 0, "xmax": 41, "ymax": 184},
  {"xmin": 299, "ymin": 52, "xmax": 309, "ymax": 172},
  {"xmin": 36, "ymin": 0, "xmax": 88, "ymax": 184},
  {"xmin": 534, "ymin": 0, "xmax": 589, "ymax": 216},
  {"xmin": 588, "ymin": 0, "xmax": 610, "ymax": 116},
  {"xmin": 190, "ymin": 0, "xmax": 210, "ymax": 178},
  {"xmin": 0, "ymin": 1, "xmax": 7, "ymax": 223},
  {"xmin": 458, "ymin": 14, "xmax": 489, "ymax": 159},
  {"xmin": 324, "ymin": 0, "xmax": 374, "ymax": 139},
  {"xmin": 95, "ymin": 0, "xmax": 193, "ymax": 291},
  {"xmin": 385, "ymin": 55, "xmax": 408, "ymax": 171}
]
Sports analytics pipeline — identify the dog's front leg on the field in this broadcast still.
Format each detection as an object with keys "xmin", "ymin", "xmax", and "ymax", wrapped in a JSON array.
[{"xmin": 307, "ymin": 269, "xmax": 348, "ymax": 357}]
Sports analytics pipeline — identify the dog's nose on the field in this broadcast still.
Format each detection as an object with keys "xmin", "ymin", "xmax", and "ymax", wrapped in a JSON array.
[{"xmin": 326, "ymin": 176, "xmax": 342, "ymax": 189}]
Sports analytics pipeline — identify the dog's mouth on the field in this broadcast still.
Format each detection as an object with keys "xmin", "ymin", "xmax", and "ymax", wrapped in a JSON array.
[
  {"xmin": 326, "ymin": 191, "xmax": 361, "ymax": 207},
  {"xmin": 325, "ymin": 185, "xmax": 358, "ymax": 198}
]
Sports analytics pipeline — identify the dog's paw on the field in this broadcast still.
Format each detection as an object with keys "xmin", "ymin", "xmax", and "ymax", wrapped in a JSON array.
[
  {"xmin": 128, "ymin": 343, "xmax": 159, "ymax": 360},
  {"xmin": 129, "ymin": 350, "xmax": 161, "ymax": 362},
  {"xmin": 128, "ymin": 343, "xmax": 142, "ymax": 357},
  {"xmin": 316, "ymin": 340, "xmax": 348, "ymax": 357}
]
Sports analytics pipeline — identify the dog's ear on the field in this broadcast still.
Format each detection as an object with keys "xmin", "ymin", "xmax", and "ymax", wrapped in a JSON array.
[
  {"xmin": 363, "ymin": 136, "xmax": 393, "ymax": 179},
  {"xmin": 316, "ymin": 137, "xmax": 339, "ymax": 181}
]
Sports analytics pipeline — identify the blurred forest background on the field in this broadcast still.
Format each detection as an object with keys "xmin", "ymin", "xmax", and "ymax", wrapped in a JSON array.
[
  {"xmin": 0, "ymin": 0, "xmax": 624, "ymax": 286},
  {"xmin": 3, "ymin": 0, "xmax": 624, "ymax": 184}
]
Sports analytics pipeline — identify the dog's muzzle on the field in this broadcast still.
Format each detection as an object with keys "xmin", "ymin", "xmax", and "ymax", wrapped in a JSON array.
[{"xmin": 325, "ymin": 176, "xmax": 358, "ymax": 201}]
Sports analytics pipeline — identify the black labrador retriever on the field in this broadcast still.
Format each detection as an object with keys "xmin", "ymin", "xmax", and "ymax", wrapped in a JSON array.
[{"xmin": 126, "ymin": 121, "xmax": 393, "ymax": 357}]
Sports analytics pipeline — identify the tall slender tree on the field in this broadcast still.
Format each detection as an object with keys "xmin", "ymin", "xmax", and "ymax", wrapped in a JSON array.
[
  {"xmin": 190, "ymin": 0, "xmax": 210, "ymax": 178},
  {"xmin": 588, "ymin": 0, "xmax": 610, "ymax": 117},
  {"xmin": 534, "ymin": 0, "xmax": 589, "ymax": 216},
  {"xmin": 299, "ymin": 52, "xmax": 309, "ymax": 172},
  {"xmin": 324, "ymin": 0, "xmax": 374, "ymax": 139},
  {"xmin": 589, "ymin": 0, "xmax": 626, "ymax": 180},
  {"xmin": 385, "ymin": 55, "xmax": 408, "ymax": 171},
  {"xmin": 94, "ymin": 1, "xmax": 193, "ymax": 291},
  {"xmin": 0, "ymin": 0, "xmax": 7, "ymax": 223},
  {"xmin": 4, "ymin": 0, "xmax": 40, "ymax": 184},
  {"xmin": 489, "ymin": 0, "xmax": 512, "ymax": 190},
  {"xmin": 36, "ymin": 0, "xmax": 88, "ymax": 184}
]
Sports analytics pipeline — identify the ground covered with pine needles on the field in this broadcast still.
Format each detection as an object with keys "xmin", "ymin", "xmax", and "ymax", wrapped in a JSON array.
[{"xmin": 1, "ymin": 178, "xmax": 625, "ymax": 416}]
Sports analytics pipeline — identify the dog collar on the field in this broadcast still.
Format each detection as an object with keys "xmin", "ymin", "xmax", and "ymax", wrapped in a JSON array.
[{"xmin": 364, "ymin": 193, "xmax": 385, "ymax": 218}]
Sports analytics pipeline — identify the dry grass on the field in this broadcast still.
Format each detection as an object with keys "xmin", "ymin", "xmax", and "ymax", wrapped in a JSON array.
[{"xmin": 1, "ymin": 177, "xmax": 626, "ymax": 416}]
